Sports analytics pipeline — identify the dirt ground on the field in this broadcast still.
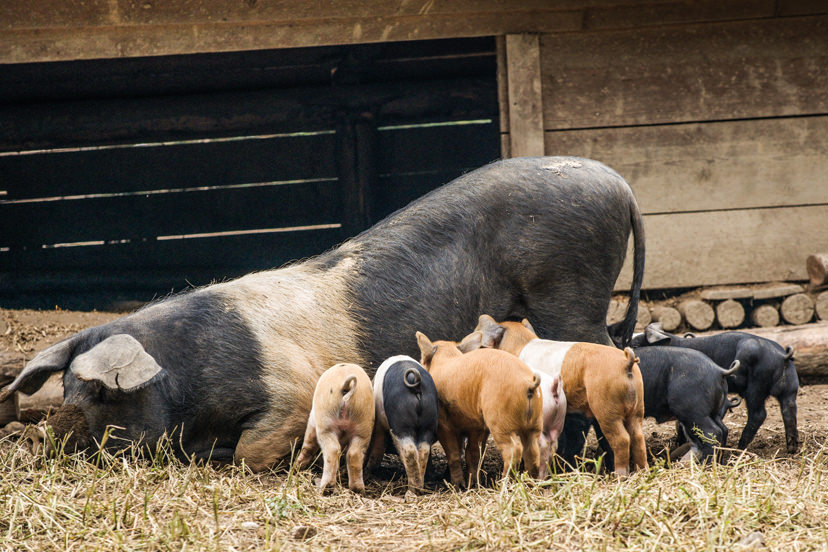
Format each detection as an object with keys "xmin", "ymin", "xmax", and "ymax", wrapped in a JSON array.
[{"xmin": 1, "ymin": 307, "xmax": 826, "ymax": 473}]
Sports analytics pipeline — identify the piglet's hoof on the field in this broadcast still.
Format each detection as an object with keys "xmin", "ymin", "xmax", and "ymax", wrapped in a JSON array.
[{"xmin": 404, "ymin": 489, "xmax": 418, "ymax": 502}]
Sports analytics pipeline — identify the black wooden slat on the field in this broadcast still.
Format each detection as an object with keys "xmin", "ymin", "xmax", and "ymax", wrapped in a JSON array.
[
  {"xmin": 371, "ymin": 170, "xmax": 473, "ymax": 223},
  {"xmin": 0, "ymin": 37, "xmax": 495, "ymax": 103},
  {"xmin": 0, "ymin": 133, "xmax": 336, "ymax": 199},
  {"xmin": 0, "ymin": 227, "xmax": 344, "ymax": 274},
  {"xmin": 0, "ymin": 181, "xmax": 342, "ymax": 247},
  {"xmin": 376, "ymin": 120, "xmax": 500, "ymax": 175},
  {"xmin": 0, "ymin": 78, "xmax": 497, "ymax": 151}
]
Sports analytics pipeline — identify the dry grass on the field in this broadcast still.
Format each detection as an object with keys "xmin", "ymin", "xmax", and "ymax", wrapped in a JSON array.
[{"xmin": 1, "ymin": 431, "xmax": 827, "ymax": 552}]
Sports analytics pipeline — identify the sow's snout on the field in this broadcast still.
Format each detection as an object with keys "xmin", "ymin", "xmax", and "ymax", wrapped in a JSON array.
[{"xmin": 22, "ymin": 404, "xmax": 94, "ymax": 457}]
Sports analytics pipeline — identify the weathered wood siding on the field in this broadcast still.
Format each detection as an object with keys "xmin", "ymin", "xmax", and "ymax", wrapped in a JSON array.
[
  {"xmin": 523, "ymin": 14, "xmax": 828, "ymax": 290},
  {"xmin": 3, "ymin": 1, "xmax": 821, "ymax": 64}
]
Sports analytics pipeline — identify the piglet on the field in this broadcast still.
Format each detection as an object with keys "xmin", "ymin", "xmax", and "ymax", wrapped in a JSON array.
[
  {"xmin": 368, "ymin": 355, "xmax": 439, "ymax": 494},
  {"xmin": 296, "ymin": 363, "xmax": 374, "ymax": 493},
  {"xmin": 416, "ymin": 331, "xmax": 543, "ymax": 487},
  {"xmin": 536, "ymin": 372, "xmax": 567, "ymax": 479},
  {"xmin": 474, "ymin": 315, "xmax": 648, "ymax": 476}
]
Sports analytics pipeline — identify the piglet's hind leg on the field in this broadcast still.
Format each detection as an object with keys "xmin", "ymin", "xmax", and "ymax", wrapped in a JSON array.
[{"xmin": 346, "ymin": 435, "xmax": 369, "ymax": 493}]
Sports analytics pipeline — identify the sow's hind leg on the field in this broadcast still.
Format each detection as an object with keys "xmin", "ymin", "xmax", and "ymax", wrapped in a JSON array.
[{"xmin": 234, "ymin": 384, "xmax": 315, "ymax": 472}]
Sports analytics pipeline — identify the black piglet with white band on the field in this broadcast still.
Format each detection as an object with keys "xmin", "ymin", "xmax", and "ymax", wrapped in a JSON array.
[{"xmin": 368, "ymin": 355, "xmax": 439, "ymax": 495}]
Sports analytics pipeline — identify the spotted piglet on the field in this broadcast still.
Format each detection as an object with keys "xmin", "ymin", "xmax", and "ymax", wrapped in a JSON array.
[
  {"xmin": 368, "ymin": 355, "xmax": 439, "ymax": 494},
  {"xmin": 296, "ymin": 363, "xmax": 374, "ymax": 493}
]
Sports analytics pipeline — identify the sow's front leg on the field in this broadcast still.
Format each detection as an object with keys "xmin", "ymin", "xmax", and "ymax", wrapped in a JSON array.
[{"xmin": 234, "ymin": 370, "xmax": 316, "ymax": 472}]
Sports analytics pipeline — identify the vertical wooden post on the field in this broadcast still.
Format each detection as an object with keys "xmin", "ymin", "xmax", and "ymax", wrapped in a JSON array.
[
  {"xmin": 504, "ymin": 34, "xmax": 545, "ymax": 158},
  {"xmin": 336, "ymin": 112, "xmax": 377, "ymax": 237}
]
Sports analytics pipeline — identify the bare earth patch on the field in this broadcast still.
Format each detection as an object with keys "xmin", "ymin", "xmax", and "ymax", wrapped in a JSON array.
[{"xmin": 1, "ymin": 308, "xmax": 827, "ymax": 550}]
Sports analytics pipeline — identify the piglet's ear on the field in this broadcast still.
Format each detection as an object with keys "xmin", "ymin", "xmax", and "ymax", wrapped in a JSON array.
[
  {"xmin": 70, "ymin": 334, "xmax": 165, "ymax": 392},
  {"xmin": 644, "ymin": 324, "xmax": 671, "ymax": 345},
  {"xmin": 457, "ymin": 331, "xmax": 483, "ymax": 353},
  {"xmin": 475, "ymin": 314, "xmax": 505, "ymax": 348},
  {"xmin": 521, "ymin": 318, "xmax": 538, "ymax": 336},
  {"xmin": 415, "ymin": 331, "xmax": 437, "ymax": 366}
]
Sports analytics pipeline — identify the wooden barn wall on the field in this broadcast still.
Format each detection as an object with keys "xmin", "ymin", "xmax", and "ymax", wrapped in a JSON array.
[
  {"xmin": 503, "ymin": 14, "xmax": 828, "ymax": 291},
  {"xmin": 2, "ymin": 0, "xmax": 824, "ymax": 64}
]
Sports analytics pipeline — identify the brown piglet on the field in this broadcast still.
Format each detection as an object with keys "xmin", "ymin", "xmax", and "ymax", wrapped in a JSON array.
[
  {"xmin": 296, "ymin": 363, "xmax": 375, "ymax": 493},
  {"xmin": 416, "ymin": 331, "xmax": 543, "ymax": 487},
  {"xmin": 474, "ymin": 315, "xmax": 648, "ymax": 476}
]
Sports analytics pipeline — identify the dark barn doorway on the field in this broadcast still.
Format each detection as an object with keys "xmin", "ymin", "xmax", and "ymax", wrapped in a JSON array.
[{"xmin": 0, "ymin": 38, "xmax": 499, "ymax": 310}]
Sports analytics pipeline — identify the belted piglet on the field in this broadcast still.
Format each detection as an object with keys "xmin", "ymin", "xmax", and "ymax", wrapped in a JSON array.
[
  {"xmin": 367, "ymin": 355, "xmax": 439, "ymax": 494},
  {"xmin": 474, "ymin": 315, "xmax": 648, "ymax": 476},
  {"xmin": 416, "ymin": 331, "xmax": 543, "ymax": 487},
  {"xmin": 535, "ymin": 372, "xmax": 567, "ymax": 478},
  {"xmin": 296, "ymin": 363, "xmax": 374, "ymax": 493}
]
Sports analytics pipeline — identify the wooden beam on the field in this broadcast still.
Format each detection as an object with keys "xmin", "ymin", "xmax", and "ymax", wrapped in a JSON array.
[
  {"xmin": 495, "ymin": 35, "xmax": 510, "ymax": 159},
  {"xmin": 0, "ymin": 9, "xmax": 582, "ymax": 64},
  {"xmin": 505, "ymin": 34, "xmax": 545, "ymax": 157}
]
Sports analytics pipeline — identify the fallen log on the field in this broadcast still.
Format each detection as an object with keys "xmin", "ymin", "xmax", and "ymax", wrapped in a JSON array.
[
  {"xmin": 0, "ymin": 352, "xmax": 25, "ymax": 425},
  {"xmin": 699, "ymin": 322, "xmax": 828, "ymax": 379}
]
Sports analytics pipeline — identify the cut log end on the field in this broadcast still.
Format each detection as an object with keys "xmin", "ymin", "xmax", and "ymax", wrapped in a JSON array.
[
  {"xmin": 816, "ymin": 291, "xmax": 828, "ymax": 322},
  {"xmin": 751, "ymin": 304, "xmax": 780, "ymax": 328},
  {"xmin": 651, "ymin": 306, "xmax": 682, "ymax": 332},
  {"xmin": 780, "ymin": 293, "xmax": 815, "ymax": 326},
  {"xmin": 678, "ymin": 299, "xmax": 715, "ymax": 331},
  {"xmin": 806, "ymin": 253, "xmax": 828, "ymax": 286},
  {"xmin": 716, "ymin": 299, "xmax": 745, "ymax": 329},
  {"xmin": 635, "ymin": 306, "xmax": 652, "ymax": 331}
]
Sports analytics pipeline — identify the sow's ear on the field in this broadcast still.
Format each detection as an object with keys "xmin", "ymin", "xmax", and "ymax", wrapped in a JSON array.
[
  {"xmin": 70, "ymin": 334, "xmax": 165, "ymax": 392},
  {"xmin": 475, "ymin": 314, "xmax": 505, "ymax": 348},
  {"xmin": 0, "ymin": 337, "xmax": 78, "ymax": 401}
]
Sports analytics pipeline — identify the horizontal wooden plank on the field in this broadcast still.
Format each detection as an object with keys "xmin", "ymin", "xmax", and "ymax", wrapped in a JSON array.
[
  {"xmin": 0, "ymin": 77, "xmax": 496, "ymax": 151},
  {"xmin": 540, "ymin": 15, "xmax": 828, "ymax": 129},
  {"xmin": 0, "ymin": 11, "xmax": 582, "ymax": 64},
  {"xmin": 544, "ymin": 116, "xmax": 828, "ymax": 214},
  {"xmin": 0, "ymin": 227, "xmax": 345, "ymax": 274},
  {"xmin": 614, "ymin": 205, "xmax": 828, "ymax": 291},
  {"xmin": 0, "ymin": 181, "xmax": 343, "ymax": 247},
  {"xmin": 583, "ymin": 0, "xmax": 774, "ymax": 30},
  {"xmin": 0, "ymin": 37, "xmax": 496, "ymax": 103},
  {"xmin": 0, "ymin": 133, "xmax": 336, "ymax": 200},
  {"xmin": 376, "ymin": 121, "xmax": 500, "ymax": 175}
]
